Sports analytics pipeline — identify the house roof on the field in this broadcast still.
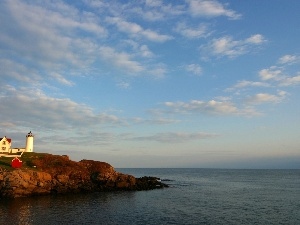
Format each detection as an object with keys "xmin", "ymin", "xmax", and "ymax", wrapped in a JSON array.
[{"xmin": 1, "ymin": 137, "xmax": 12, "ymax": 143}]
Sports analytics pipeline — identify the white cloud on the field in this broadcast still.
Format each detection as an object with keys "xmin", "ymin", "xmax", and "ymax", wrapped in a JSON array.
[
  {"xmin": 163, "ymin": 99, "xmax": 259, "ymax": 116},
  {"xmin": 138, "ymin": 9, "xmax": 166, "ymax": 21},
  {"xmin": 203, "ymin": 34, "xmax": 266, "ymax": 58},
  {"xmin": 209, "ymin": 36, "xmax": 243, "ymax": 57},
  {"xmin": 117, "ymin": 81, "xmax": 131, "ymax": 89},
  {"xmin": 0, "ymin": 0, "xmax": 107, "ymax": 87},
  {"xmin": 175, "ymin": 22, "xmax": 209, "ymax": 39},
  {"xmin": 99, "ymin": 46, "xmax": 145, "ymax": 74},
  {"xmin": 0, "ymin": 59, "xmax": 41, "ymax": 83},
  {"xmin": 131, "ymin": 132, "xmax": 219, "ymax": 143},
  {"xmin": 246, "ymin": 91, "xmax": 287, "ymax": 105},
  {"xmin": 259, "ymin": 66, "xmax": 300, "ymax": 86},
  {"xmin": 145, "ymin": 0, "xmax": 163, "ymax": 7},
  {"xmin": 50, "ymin": 72, "xmax": 74, "ymax": 86},
  {"xmin": 106, "ymin": 16, "xmax": 173, "ymax": 42},
  {"xmin": 234, "ymin": 80, "xmax": 270, "ymax": 88},
  {"xmin": 134, "ymin": 0, "xmax": 184, "ymax": 21},
  {"xmin": 187, "ymin": 0, "xmax": 241, "ymax": 19},
  {"xmin": 131, "ymin": 117, "xmax": 179, "ymax": 125},
  {"xmin": 128, "ymin": 5, "xmax": 165, "ymax": 22},
  {"xmin": 106, "ymin": 17, "xmax": 142, "ymax": 33},
  {"xmin": 278, "ymin": 54, "xmax": 299, "ymax": 64},
  {"xmin": 122, "ymin": 40, "xmax": 154, "ymax": 58},
  {"xmin": 140, "ymin": 45, "xmax": 154, "ymax": 57},
  {"xmin": 186, "ymin": 64, "xmax": 203, "ymax": 75},
  {"xmin": 280, "ymin": 74, "xmax": 300, "ymax": 86},
  {"xmin": 148, "ymin": 65, "xmax": 168, "ymax": 79},
  {"xmin": 245, "ymin": 34, "xmax": 266, "ymax": 44},
  {"xmin": 0, "ymin": 86, "xmax": 122, "ymax": 130},
  {"xmin": 259, "ymin": 67, "xmax": 283, "ymax": 81},
  {"xmin": 142, "ymin": 29, "xmax": 173, "ymax": 42},
  {"xmin": 83, "ymin": 0, "xmax": 106, "ymax": 8},
  {"xmin": 226, "ymin": 80, "xmax": 270, "ymax": 91},
  {"xmin": 258, "ymin": 56, "xmax": 300, "ymax": 86}
]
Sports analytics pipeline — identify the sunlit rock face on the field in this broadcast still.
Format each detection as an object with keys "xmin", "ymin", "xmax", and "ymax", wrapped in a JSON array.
[{"xmin": 0, "ymin": 154, "xmax": 168, "ymax": 198}]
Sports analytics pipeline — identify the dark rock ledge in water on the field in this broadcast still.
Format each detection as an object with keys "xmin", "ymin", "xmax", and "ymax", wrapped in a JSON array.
[{"xmin": 0, "ymin": 153, "xmax": 168, "ymax": 198}]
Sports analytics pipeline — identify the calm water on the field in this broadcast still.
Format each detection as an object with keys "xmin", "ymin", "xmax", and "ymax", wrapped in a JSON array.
[{"xmin": 0, "ymin": 169, "xmax": 299, "ymax": 225}]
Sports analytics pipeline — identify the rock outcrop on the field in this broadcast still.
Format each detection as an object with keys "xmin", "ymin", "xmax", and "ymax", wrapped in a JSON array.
[{"xmin": 0, "ymin": 154, "xmax": 168, "ymax": 198}]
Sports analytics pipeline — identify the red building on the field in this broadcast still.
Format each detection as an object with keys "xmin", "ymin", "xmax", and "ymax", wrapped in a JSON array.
[{"xmin": 11, "ymin": 157, "xmax": 23, "ymax": 168}]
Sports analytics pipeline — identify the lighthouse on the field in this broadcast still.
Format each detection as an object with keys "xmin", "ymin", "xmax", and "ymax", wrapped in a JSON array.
[{"xmin": 25, "ymin": 131, "xmax": 34, "ymax": 152}]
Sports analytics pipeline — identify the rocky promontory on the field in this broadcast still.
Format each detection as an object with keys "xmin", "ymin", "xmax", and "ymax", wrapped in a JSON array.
[{"xmin": 0, "ymin": 153, "xmax": 168, "ymax": 198}]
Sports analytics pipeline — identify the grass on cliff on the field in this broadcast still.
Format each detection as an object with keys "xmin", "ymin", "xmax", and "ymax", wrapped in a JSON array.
[
  {"xmin": 0, "ymin": 153, "xmax": 80, "ymax": 173},
  {"xmin": 0, "ymin": 152, "xmax": 48, "ymax": 171}
]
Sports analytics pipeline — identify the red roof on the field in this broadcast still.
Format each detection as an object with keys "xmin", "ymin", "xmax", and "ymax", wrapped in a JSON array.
[{"xmin": 1, "ymin": 137, "xmax": 12, "ymax": 143}]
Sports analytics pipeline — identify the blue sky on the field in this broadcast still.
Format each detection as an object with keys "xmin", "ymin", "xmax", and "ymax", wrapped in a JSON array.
[{"xmin": 1, "ymin": 0, "xmax": 299, "ymax": 168}]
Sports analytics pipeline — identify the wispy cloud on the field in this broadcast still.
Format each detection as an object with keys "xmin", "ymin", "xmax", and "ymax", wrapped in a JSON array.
[
  {"xmin": 202, "ymin": 34, "xmax": 267, "ymax": 58},
  {"xmin": 130, "ymin": 132, "xmax": 219, "ymax": 143},
  {"xmin": 278, "ymin": 54, "xmax": 299, "ymax": 65},
  {"xmin": 279, "ymin": 74, "xmax": 300, "ymax": 86},
  {"xmin": 227, "ymin": 54, "xmax": 300, "ymax": 97},
  {"xmin": 259, "ymin": 55, "xmax": 300, "ymax": 86},
  {"xmin": 50, "ymin": 72, "xmax": 74, "ymax": 86},
  {"xmin": 0, "ymin": 0, "xmax": 105, "ymax": 86},
  {"xmin": 140, "ymin": 45, "xmax": 154, "ymax": 58},
  {"xmin": 135, "ymin": 0, "xmax": 185, "ymax": 21},
  {"xmin": 165, "ymin": 100, "xmax": 238, "ymax": 115},
  {"xmin": 122, "ymin": 40, "xmax": 155, "ymax": 59},
  {"xmin": 245, "ymin": 34, "xmax": 266, "ymax": 44},
  {"xmin": 246, "ymin": 91, "xmax": 287, "ymax": 105},
  {"xmin": 226, "ymin": 80, "xmax": 270, "ymax": 92},
  {"xmin": 116, "ymin": 81, "xmax": 131, "ymax": 89},
  {"xmin": 186, "ymin": 64, "xmax": 203, "ymax": 76},
  {"xmin": 145, "ymin": 0, "xmax": 163, "ymax": 7},
  {"xmin": 106, "ymin": 16, "xmax": 173, "ymax": 42},
  {"xmin": 187, "ymin": 0, "xmax": 241, "ymax": 19},
  {"xmin": 0, "ymin": 59, "xmax": 41, "ymax": 84},
  {"xmin": 0, "ymin": 86, "xmax": 122, "ymax": 130},
  {"xmin": 148, "ymin": 64, "xmax": 168, "ymax": 79},
  {"xmin": 161, "ymin": 99, "xmax": 259, "ymax": 117},
  {"xmin": 131, "ymin": 117, "xmax": 179, "ymax": 125},
  {"xmin": 175, "ymin": 22, "xmax": 210, "ymax": 39},
  {"xmin": 259, "ymin": 67, "xmax": 283, "ymax": 81},
  {"xmin": 99, "ymin": 46, "xmax": 145, "ymax": 74}
]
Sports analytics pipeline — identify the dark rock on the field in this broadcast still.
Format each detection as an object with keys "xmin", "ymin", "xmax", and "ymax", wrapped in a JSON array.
[
  {"xmin": 135, "ymin": 176, "xmax": 169, "ymax": 190},
  {"xmin": 0, "ymin": 154, "xmax": 168, "ymax": 198}
]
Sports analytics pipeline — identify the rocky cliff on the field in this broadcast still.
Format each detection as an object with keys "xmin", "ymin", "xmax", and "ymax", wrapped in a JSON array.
[{"xmin": 0, "ymin": 153, "xmax": 168, "ymax": 198}]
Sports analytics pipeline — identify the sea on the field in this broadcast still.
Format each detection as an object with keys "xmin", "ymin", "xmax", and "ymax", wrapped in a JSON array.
[{"xmin": 0, "ymin": 169, "xmax": 299, "ymax": 225}]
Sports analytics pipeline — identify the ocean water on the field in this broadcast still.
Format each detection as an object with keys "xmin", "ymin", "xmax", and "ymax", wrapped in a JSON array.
[{"xmin": 0, "ymin": 169, "xmax": 299, "ymax": 225}]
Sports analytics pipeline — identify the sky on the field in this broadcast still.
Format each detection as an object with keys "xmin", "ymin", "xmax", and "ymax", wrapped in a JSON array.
[{"xmin": 1, "ymin": 0, "xmax": 300, "ymax": 169}]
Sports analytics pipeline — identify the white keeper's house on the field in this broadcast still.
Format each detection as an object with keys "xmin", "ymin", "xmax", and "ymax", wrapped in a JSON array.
[{"xmin": 0, "ymin": 131, "xmax": 34, "ymax": 157}]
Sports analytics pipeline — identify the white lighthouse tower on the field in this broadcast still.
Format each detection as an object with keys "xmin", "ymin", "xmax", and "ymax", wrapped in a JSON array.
[{"xmin": 25, "ymin": 131, "xmax": 34, "ymax": 152}]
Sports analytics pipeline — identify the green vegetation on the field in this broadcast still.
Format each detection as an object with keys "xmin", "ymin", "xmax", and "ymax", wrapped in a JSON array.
[
  {"xmin": 0, "ymin": 157, "xmax": 11, "ymax": 170},
  {"xmin": 0, "ymin": 152, "xmax": 48, "ymax": 171}
]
